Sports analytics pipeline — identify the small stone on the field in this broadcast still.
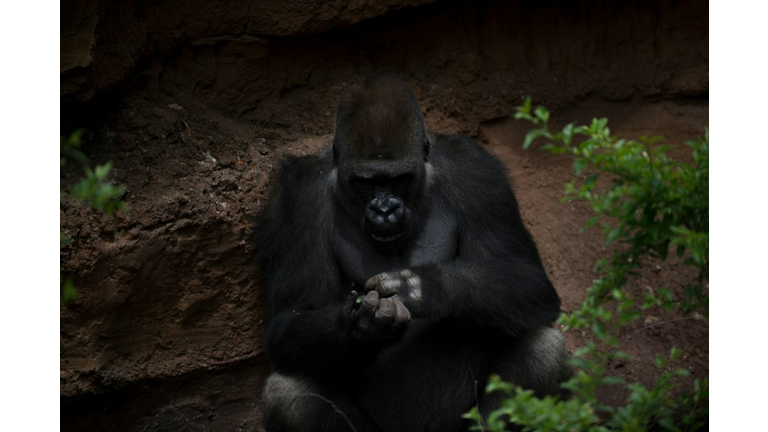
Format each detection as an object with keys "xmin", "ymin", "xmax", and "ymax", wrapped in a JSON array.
[
  {"xmin": 168, "ymin": 103, "xmax": 184, "ymax": 111},
  {"xmin": 644, "ymin": 315, "xmax": 659, "ymax": 326}
]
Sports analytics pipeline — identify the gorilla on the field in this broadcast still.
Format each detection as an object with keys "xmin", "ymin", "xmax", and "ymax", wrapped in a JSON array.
[{"xmin": 257, "ymin": 74, "xmax": 571, "ymax": 432}]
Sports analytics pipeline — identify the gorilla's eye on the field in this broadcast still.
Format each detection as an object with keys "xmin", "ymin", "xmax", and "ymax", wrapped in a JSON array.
[
  {"xmin": 390, "ymin": 174, "xmax": 413, "ymax": 193},
  {"xmin": 350, "ymin": 177, "xmax": 374, "ymax": 195}
]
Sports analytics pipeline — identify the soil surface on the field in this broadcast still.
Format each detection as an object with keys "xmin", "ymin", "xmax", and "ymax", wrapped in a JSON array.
[{"xmin": 60, "ymin": 0, "xmax": 708, "ymax": 430}]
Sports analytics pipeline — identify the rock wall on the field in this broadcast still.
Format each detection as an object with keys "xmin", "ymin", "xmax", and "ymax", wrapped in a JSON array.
[
  {"xmin": 63, "ymin": 0, "xmax": 708, "ymax": 132},
  {"xmin": 61, "ymin": 0, "xmax": 439, "ymax": 100}
]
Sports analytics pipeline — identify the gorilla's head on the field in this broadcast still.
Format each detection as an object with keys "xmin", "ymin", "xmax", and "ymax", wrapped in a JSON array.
[{"xmin": 332, "ymin": 74, "xmax": 431, "ymax": 246}]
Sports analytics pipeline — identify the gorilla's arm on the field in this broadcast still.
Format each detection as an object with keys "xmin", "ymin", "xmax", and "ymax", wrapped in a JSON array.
[
  {"xmin": 420, "ymin": 244, "xmax": 560, "ymax": 336},
  {"xmin": 258, "ymin": 156, "xmax": 407, "ymax": 375},
  {"xmin": 258, "ymin": 156, "xmax": 357, "ymax": 375},
  {"xmin": 267, "ymin": 301, "xmax": 376, "ymax": 376},
  {"xmin": 267, "ymin": 292, "xmax": 409, "ymax": 375},
  {"xmin": 369, "ymin": 248, "xmax": 560, "ymax": 337},
  {"xmin": 367, "ymin": 136, "xmax": 561, "ymax": 336}
]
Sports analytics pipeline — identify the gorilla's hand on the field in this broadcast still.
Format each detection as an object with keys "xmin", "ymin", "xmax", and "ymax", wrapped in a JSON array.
[
  {"xmin": 342, "ymin": 290, "xmax": 411, "ymax": 341},
  {"xmin": 364, "ymin": 269, "xmax": 424, "ymax": 314}
]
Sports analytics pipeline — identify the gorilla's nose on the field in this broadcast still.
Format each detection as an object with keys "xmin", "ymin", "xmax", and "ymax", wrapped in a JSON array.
[{"xmin": 367, "ymin": 197, "xmax": 404, "ymax": 225}]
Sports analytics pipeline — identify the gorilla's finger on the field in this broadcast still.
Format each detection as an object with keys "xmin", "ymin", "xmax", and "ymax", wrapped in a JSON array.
[
  {"xmin": 356, "ymin": 291, "xmax": 379, "ymax": 332},
  {"xmin": 342, "ymin": 290, "xmax": 358, "ymax": 316},
  {"xmin": 378, "ymin": 277, "xmax": 404, "ymax": 297},
  {"xmin": 374, "ymin": 298, "xmax": 396, "ymax": 326},
  {"xmin": 364, "ymin": 273, "xmax": 386, "ymax": 292},
  {"xmin": 393, "ymin": 300, "xmax": 411, "ymax": 328},
  {"xmin": 357, "ymin": 290, "xmax": 380, "ymax": 323}
]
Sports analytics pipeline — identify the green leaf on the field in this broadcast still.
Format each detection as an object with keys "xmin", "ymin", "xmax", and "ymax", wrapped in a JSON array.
[
  {"xmin": 670, "ymin": 346, "xmax": 682, "ymax": 362},
  {"xmin": 600, "ymin": 376, "xmax": 624, "ymax": 385},
  {"xmin": 574, "ymin": 125, "xmax": 590, "ymax": 135},
  {"xmin": 521, "ymin": 97, "xmax": 532, "ymax": 113},
  {"xmin": 534, "ymin": 106, "xmax": 550, "ymax": 123},
  {"xmin": 540, "ymin": 143, "xmax": 556, "ymax": 151},
  {"xmin": 619, "ymin": 310, "xmax": 641, "ymax": 325},
  {"xmin": 568, "ymin": 358, "xmax": 591, "ymax": 370},
  {"xmin": 605, "ymin": 227, "xmax": 621, "ymax": 244},
  {"xmin": 583, "ymin": 174, "xmax": 599, "ymax": 189},
  {"xmin": 573, "ymin": 348, "xmax": 591, "ymax": 359},
  {"xmin": 523, "ymin": 129, "xmax": 549, "ymax": 150},
  {"xmin": 61, "ymin": 276, "xmax": 78, "ymax": 304},
  {"xmin": 591, "ymin": 322, "xmax": 608, "ymax": 341},
  {"xmin": 580, "ymin": 216, "xmax": 600, "ymax": 233},
  {"xmin": 485, "ymin": 375, "xmax": 513, "ymax": 394},
  {"xmin": 574, "ymin": 158, "xmax": 589, "ymax": 175},
  {"xmin": 562, "ymin": 123, "xmax": 575, "ymax": 145},
  {"xmin": 522, "ymin": 130, "xmax": 538, "ymax": 149}
]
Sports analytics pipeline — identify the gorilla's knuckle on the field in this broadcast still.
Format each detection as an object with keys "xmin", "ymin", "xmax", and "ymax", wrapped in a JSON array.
[
  {"xmin": 395, "ymin": 305, "xmax": 411, "ymax": 324},
  {"xmin": 375, "ymin": 313, "xmax": 394, "ymax": 325},
  {"xmin": 406, "ymin": 275, "xmax": 421, "ymax": 288},
  {"xmin": 408, "ymin": 287, "xmax": 423, "ymax": 303},
  {"xmin": 381, "ymin": 278, "xmax": 402, "ymax": 294},
  {"xmin": 362, "ymin": 298, "xmax": 378, "ymax": 310},
  {"xmin": 375, "ymin": 308, "xmax": 395, "ymax": 320}
]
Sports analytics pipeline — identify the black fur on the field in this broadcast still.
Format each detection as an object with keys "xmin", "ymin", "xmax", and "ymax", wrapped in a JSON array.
[{"xmin": 258, "ymin": 74, "xmax": 570, "ymax": 432}]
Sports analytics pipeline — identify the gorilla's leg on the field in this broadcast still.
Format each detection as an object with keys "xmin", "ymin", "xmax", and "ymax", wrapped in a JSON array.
[
  {"xmin": 262, "ymin": 372, "xmax": 382, "ymax": 432},
  {"xmin": 480, "ymin": 327, "xmax": 573, "ymax": 414}
]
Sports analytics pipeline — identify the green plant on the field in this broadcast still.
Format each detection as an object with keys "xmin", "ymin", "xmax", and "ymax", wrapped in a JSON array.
[
  {"xmin": 464, "ymin": 100, "xmax": 708, "ymax": 431},
  {"xmin": 69, "ymin": 161, "xmax": 127, "ymax": 216},
  {"xmin": 60, "ymin": 130, "xmax": 126, "ymax": 303},
  {"xmin": 61, "ymin": 130, "xmax": 126, "ymax": 216}
]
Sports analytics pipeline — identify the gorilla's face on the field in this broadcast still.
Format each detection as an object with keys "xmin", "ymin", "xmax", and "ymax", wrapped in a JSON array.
[
  {"xmin": 331, "ymin": 74, "xmax": 431, "ymax": 246},
  {"xmin": 342, "ymin": 159, "xmax": 426, "ymax": 243}
]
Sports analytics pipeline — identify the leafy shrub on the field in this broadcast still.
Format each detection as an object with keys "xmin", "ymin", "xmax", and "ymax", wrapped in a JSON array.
[{"xmin": 464, "ymin": 100, "xmax": 708, "ymax": 431}]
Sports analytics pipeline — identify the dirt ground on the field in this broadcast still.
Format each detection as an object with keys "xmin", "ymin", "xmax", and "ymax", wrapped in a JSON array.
[{"xmin": 60, "ymin": 0, "xmax": 708, "ymax": 430}]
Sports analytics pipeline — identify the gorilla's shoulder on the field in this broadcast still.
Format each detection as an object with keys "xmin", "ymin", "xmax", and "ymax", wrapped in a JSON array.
[
  {"xmin": 429, "ymin": 133, "xmax": 518, "ymax": 221},
  {"xmin": 273, "ymin": 151, "xmax": 332, "ymax": 190},
  {"xmin": 430, "ymin": 133, "xmax": 510, "ymax": 187},
  {"xmin": 264, "ymin": 150, "xmax": 333, "ymax": 217},
  {"xmin": 256, "ymin": 150, "xmax": 334, "ymax": 261}
]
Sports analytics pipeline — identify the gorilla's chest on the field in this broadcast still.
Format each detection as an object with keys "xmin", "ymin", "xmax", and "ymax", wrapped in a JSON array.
[{"xmin": 335, "ymin": 210, "xmax": 458, "ymax": 288}]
